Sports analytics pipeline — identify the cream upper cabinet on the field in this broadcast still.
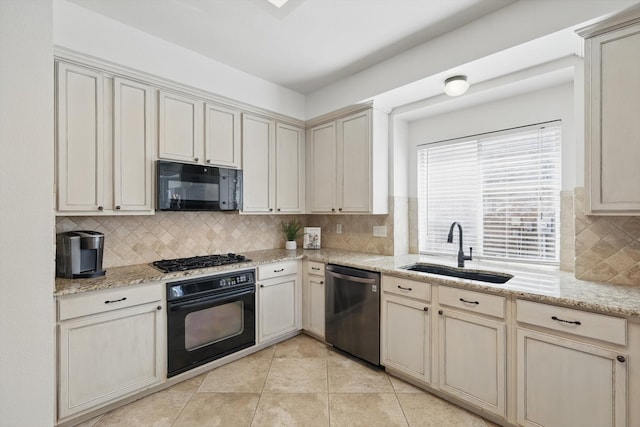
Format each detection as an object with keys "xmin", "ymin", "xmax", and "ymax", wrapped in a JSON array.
[
  {"xmin": 516, "ymin": 300, "xmax": 628, "ymax": 427},
  {"xmin": 242, "ymin": 114, "xmax": 274, "ymax": 213},
  {"xmin": 307, "ymin": 107, "xmax": 388, "ymax": 214},
  {"xmin": 275, "ymin": 122, "xmax": 305, "ymax": 213},
  {"xmin": 158, "ymin": 92, "xmax": 242, "ymax": 168},
  {"xmin": 580, "ymin": 11, "xmax": 640, "ymax": 214},
  {"xmin": 113, "ymin": 77, "xmax": 154, "ymax": 212},
  {"xmin": 204, "ymin": 102, "xmax": 241, "ymax": 168},
  {"xmin": 242, "ymin": 113, "xmax": 305, "ymax": 214},
  {"xmin": 307, "ymin": 122, "xmax": 337, "ymax": 213},
  {"xmin": 56, "ymin": 62, "xmax": 105, "ymax": 212},
  {"xmin": 56, "ymin": 62, "xmax": 154, "ymax": 215},
  {"xmin": 158, "ymin": 90, "xmax": 203, "ymax": 164}
]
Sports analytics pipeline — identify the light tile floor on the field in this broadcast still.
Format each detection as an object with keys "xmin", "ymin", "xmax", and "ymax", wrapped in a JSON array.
[{"xmin": 74, "ymin": 334, "xmax": 501, "ymax": 427}]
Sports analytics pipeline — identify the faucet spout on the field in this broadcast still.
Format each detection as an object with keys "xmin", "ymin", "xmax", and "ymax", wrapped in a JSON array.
[{"xmin": 447, "ymin": 222, "xmax": 473, "ymax": 268}]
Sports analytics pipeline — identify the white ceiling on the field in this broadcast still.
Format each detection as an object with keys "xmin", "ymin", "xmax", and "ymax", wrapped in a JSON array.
[{"xmin": 66, "ymin": 0, "xmax": 516, "ymax": 94}]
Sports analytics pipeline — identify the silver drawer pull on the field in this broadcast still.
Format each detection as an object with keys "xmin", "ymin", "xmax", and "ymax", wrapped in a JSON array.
[
  {"xmin": 459, "ymin": 297, "xmax": 479, "ymax": 305},
  {"xmin": 105, "ymin": 297, "xmax": 127, "ymax": 304},
  {"xmin": 311, "ymin": 267, "xmax": 321, "ymax": 271},
  {"xmin": 274, "ymin": 268, "xmax": 285, "ymax": 273},
  {"xmin": 551, "ymin": 316, "xmax": 581, "ymax": 326},
  {"xmin": 397, "ymin": 285, "xmax": 412, "ymax": 291}
]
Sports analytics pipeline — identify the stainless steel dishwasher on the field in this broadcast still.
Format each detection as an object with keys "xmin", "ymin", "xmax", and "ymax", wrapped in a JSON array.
[{"xmin": 325, "ymin": 264, "xmax": 380, "ymax": 365}]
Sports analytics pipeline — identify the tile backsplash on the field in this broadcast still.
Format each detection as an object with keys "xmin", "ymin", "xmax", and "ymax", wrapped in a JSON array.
[
  {"xmin": 56, "ymin": 198, "xmax": 396, "ymax": 268},
  {"xmin": 574, "ymin": 187, "xmax": 640, "ymax": 285}
]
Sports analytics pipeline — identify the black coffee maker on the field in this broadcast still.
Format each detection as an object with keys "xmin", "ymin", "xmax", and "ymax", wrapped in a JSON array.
[{"xmin": 56, "ymin": 230, "xmax": 106, "ymax": 279}]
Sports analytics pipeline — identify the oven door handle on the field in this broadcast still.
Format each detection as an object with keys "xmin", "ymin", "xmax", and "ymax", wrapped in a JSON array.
[{"xmin": 169, "ymin": 287, "xmax": 254, "ymax": 312}]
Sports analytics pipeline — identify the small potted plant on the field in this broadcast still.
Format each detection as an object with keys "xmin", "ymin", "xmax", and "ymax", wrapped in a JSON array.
[{"xmin": 281, "ymin": 219, "xmax": 303, "ymax": 250}]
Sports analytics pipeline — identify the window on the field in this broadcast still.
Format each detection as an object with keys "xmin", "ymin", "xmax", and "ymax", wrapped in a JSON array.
[{"xmin": 417, "ymin": 122, "xmax": 561, "ymax": 264}]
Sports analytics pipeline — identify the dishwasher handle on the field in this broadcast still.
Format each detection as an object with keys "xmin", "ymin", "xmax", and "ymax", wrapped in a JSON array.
[{"xmin": 326, "ymin": 269, "xmax": 376, "ymax": 284}]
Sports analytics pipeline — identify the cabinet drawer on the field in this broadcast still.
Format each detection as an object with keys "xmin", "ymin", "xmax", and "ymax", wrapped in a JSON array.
[
  {"xmin": 307, "ymin": 261, "xmax": 325, "ymax": 276},
  {"xmin": 58, "ymin": 283, "xmax": 163, "ymax": 321},
  {"xmin": 516, "ymin": 299, "xmax": 627, "ymax": 346},
  {"xmin": 382, "ymin": 276, "xmax": 431, "ymax": 302},
  {"xmin": 439, "ymin": 286, "xmax": 505, "ymax": 319},
  {"xmin": 258, "ymin": 260, "xmax": 298, "ymax": 280}
]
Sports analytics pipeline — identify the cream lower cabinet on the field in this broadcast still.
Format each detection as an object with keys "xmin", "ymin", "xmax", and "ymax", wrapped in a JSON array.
[
  {"xmin": 257, "ymin": 261, "xmax": 302, "ymax": 343},
  {"xmin": 381, "ymin": 276, "xmax": 432, "ymax": 383},
  {"xmin": 303, "ymin": 261, "xmax": 325, "ymax": 339},
  {"xmin": 437, "ymin": 287, "xmax": 506, "ymax": 418},
  {"xmin": 57, "ymin": 284, "xmax": 164, "ymax": 421},
  {"xmin": 516, "ymin": 299, "xmax": 628, "ymax": 427}
]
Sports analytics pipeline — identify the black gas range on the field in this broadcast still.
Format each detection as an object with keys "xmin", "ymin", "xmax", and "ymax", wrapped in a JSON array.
[{"xmin": 152, "ymin": 253, "xmax": 250, "ymax": 273}]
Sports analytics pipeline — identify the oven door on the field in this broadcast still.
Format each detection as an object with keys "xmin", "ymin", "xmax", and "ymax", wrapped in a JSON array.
[{"xmin": 167, "ymin": 285, "xmax": 255, "ymax": 377}]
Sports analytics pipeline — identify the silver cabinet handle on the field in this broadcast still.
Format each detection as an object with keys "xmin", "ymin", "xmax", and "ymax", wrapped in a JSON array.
[
  {"xmin": 105, "ymin": 297, "xmax": 126, "ymax": 304},
  {"xmin": 311, "ymin": 267, "xmax": 321, "ymax": 271},
  {"xmin": 274, "ymin": 268, "xmax": 285, "ymax": 273},
  {"xmin": 459, "ymin": 298, "xmax": 479, "ymax": 305},
  {"xmin": 397, "ymin": 285, "xmax": 412, "ymax": 291}
]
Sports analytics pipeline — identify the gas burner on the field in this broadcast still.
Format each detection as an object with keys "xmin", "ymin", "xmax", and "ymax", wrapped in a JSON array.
[{"xmin": 153, "ymin": 253, "xmax": 250, "ymax": 273}]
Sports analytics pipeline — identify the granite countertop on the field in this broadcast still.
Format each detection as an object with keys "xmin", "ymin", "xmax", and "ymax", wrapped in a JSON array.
[{"xmin": 55, "ymin": 248, "xmax": 640, "ymax": 319}]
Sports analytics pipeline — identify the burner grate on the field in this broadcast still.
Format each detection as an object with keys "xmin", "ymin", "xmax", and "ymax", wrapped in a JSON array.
[{"xmin": 153, "ymin": 253, "xmax": 249, "ymax": 273}]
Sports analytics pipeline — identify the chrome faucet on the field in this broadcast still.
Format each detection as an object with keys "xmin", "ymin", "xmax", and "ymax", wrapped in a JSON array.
[{"xmin": 447, "ymin": 222, "xmax": 473, "ymax": 268}]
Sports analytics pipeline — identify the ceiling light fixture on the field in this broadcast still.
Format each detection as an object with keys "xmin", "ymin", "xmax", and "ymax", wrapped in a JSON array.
[
  {"xmin": 444, "ymin": 75, "xmax": 469, "ymax": 97},
  {"xmin": 266, "ymin": 0, "xmax": 289, "ymax": 7}
]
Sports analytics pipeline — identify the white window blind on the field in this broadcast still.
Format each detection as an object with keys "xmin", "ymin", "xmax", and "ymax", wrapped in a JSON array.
[{"xmin": 417, "ymin": 122, "xmax": 561, "ymax": 264}]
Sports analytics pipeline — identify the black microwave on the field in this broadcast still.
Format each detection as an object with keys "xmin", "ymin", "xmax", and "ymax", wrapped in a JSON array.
[{"xmin": 157, "ymin": 161, "xmax": 243, "ymax": 211}]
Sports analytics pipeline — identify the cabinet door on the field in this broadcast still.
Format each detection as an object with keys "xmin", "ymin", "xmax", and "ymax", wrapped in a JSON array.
[
  {"xmin": 113, "ymin": 77, "xmax": 153, "ymax": 212},
  {"xmin": 438, "ymin": 309, "xmax": 506, "ymax": 417},
  {"xmin": 204, "ymin": 103, "xmax": 241, "ymax": 168},
  {"xmin": 337, "ymin": 110, "xmax": 371, "ymax": 213},
  {"xmin": 307, "ymin": 275, "xmax": 325, "ymax": 338},
  {"xmin": 275, "ymin": 123, "xmax": 305, "ymax": 213},
  {"xmin": 382, "ymin": 294, "xmax": 430, "ymax": 383},
  {"xmin": 242, "ymin": 114, "xmax": 275, "ymax": 213},
  {"xmin": 517, "ymin": 328, "xmax": 627, "ymax": 427},
  {"xmin": 58, "ymin": 302, "xmax": 163, "ymax": 419},
  {"xmin": 258, "ymin": 275, "xmax": 297, "ymax": 343},
  {"xmin": 56, "ymin": 62, "xmax": 105, "ymax": 212},
  {"xmin": 587, "ymin": 23, "xmax": 640, "ymax": 214},
  {"xmin": 158, "ymin": 90, "xmax": 202, "ymax": 163},
  {"xmin": 307, "ymin": 122, "xmax": 337, "ymax": 213}
]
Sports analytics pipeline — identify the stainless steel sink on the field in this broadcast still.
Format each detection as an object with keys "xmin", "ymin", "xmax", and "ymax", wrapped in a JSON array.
[{"xmin": 401, "ymin": 263, "xmax": 513, "ymax": 284}]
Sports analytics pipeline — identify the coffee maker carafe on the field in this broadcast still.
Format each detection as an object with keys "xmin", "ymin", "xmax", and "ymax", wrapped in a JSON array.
[{"xmin": 56, "ymin": 231, "xmax": 106, "ymax": 279}]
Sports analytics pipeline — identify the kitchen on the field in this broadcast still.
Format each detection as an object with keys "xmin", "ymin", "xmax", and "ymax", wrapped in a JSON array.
[{"xmin": 2, "ymin": 0, "xmax": 640, "ymax": 426}]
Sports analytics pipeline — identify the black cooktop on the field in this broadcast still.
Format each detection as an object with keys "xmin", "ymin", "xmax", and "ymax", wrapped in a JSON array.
[{"xmin": 153, "ymin": 253, "xmax": 250, "ymax": 273}]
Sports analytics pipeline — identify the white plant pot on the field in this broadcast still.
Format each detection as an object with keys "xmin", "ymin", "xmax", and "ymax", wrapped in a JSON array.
[{"xmin": 285, "ymin": 240, "xmax": 297, "ymax": 250}]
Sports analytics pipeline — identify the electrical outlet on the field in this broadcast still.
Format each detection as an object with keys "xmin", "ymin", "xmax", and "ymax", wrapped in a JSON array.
[
  {"xmin": 336, "ymin": 224, "xmax": 342, "ymax": 234},
  {"xmin": 373, "ymin": 226, "xmax": 387, "ymax": 237}
]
